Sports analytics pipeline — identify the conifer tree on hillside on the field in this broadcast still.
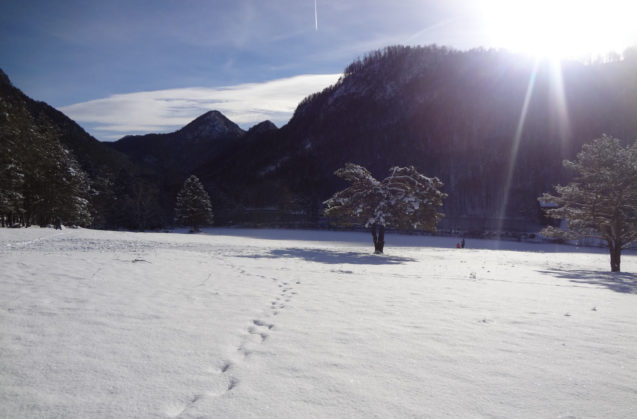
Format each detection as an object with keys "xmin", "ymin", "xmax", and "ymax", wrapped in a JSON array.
[
  {"xmin": 0, "ymin": 136, "xmax": 25, "ymax": 226},
  {"xmin": 20, "ymin": 131, "xmax": 92, "ymax": 227},
  {"xmin": 540, "ymin": 135, "xmax": 637, "ymax": 272},
  {"xmin": 1, "ymin": 105, "xmax": 92, "ymax": 227},
  {"xmin": 174, "ymin": 175, "xmax": 213, "ymax": 232},
  {"xmin": 324, "ymin": 163, "xmax": 446, "ymax": 253}
]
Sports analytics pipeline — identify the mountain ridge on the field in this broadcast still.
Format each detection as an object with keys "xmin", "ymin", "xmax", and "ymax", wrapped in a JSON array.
[
  {"xmin": 108, "ymin": 109, "xmax": 245, "ymax": 175},
  {"xmin": 5, "ymin": 45, "xmax": 637, "ymax": 231},
  {"xmin": 194, "ymin": 46, "xmax": 637, "ymax": 230}
]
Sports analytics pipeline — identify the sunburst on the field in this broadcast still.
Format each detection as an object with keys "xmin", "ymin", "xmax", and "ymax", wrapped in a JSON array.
[{"xmin": 482, "ymin": 0, "xmax": 637, "ymax": 60}]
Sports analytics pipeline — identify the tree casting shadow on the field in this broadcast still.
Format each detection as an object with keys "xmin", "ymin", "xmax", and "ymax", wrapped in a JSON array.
[
  {"xmin": 539, "ymin": 268, "xmax": 637, "ymax": 294},
  {"xmin": 242, "ymin": 247, "xmax": 416, "ymax": 265}
]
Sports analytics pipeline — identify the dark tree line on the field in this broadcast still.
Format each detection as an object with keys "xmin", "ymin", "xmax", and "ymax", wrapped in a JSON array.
[
  {"xmin": 4, "ymin": 44, "xmax": 637, "ymax": 233},
  {"xmin": 0, "ymin": 98, "xmax": 91, "ymax": 227},
  {"xmin": 0, "ymin": 69, "xmax": 168, "ymax": 230}
]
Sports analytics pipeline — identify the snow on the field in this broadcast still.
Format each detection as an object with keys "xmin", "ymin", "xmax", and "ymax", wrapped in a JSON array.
[{"xmin": 1, "ymin": 227, "xmax": 636, "ymax": 418}]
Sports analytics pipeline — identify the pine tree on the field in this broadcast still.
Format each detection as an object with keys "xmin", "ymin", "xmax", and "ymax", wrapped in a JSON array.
[
  {"xmin": 539, "ymin": 135, "xmax": 637, "ymax": 272},
  {"xmin": 324, "ymin": 163, "xmax": 446, "ymax": 253},
  {"xmin": 174, "ymin": 175, "xmax": 214, "ymax": 232},
  {"xmin": 0, "ymin": 135, "xmax": 25, "ymax": 226},
  {"xmin": 52, "ymin": 148, "xmax": 92, "ymax": 226},
  {"xmin": 21, "ymin": 133, "xmax": 92, "ymax": 226},
  {"xmin": 1, "ymin": 100, "xmax": 92, "ymax": 227}
]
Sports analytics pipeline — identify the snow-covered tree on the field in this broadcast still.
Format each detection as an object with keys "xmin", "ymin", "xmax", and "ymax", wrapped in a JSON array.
[
  {"xmin": 539, "ymin": 135, "xmax": 637, "ymax": 272},
  {"xmin": 324, "ymin": 163, "xmax": 446, "ymax": 253},
  {"xmin": 174, "ymin": 175, "xmax": 213, "ymax": 232}
]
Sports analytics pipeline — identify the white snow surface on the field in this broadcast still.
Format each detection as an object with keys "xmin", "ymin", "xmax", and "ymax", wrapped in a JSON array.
[{"xmin": 1, "ymin": 227, "xmax": 636, "ymax": 418}]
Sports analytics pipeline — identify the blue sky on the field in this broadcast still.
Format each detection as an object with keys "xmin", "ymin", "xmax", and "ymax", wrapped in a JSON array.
[{"xmin": 2, "ymin": 0, "xmax": 635, "ymax": 140}]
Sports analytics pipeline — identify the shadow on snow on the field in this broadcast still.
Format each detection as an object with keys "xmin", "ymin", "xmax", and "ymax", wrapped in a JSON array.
[
  {"xmin": 241, "ymin": 247, "xmax": 416, "ymax": 265},
  {"xmin": 539, "ymin": 268, "xmax": 637, "ymax": 294}
]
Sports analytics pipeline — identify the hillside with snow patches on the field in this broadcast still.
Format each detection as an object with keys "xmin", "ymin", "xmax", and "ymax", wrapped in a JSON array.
[{"xmin": 1, "ymin": 227, "xmax": 636, "ymax": 418}]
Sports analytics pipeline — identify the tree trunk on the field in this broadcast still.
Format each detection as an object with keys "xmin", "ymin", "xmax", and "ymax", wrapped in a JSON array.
[
  {"xmin": 609, "ymin": 243, "xmax": 621, "ymax": 272},
  {"xmin": 371, "ymin": 224, "xmax": 385, "ymax": 254}
]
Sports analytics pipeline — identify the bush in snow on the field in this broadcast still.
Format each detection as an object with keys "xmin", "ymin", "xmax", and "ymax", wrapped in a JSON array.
[
  {"xmin": 174, "ymin": 175, "xmax": 214, "ymax": 232},
  {"xmin": 324, "ymin": 163, "xmax": 446, "ymax": 253},
  {"xmin": 539, "ymin": 135, "xmax": 637, "ymax": 272}
]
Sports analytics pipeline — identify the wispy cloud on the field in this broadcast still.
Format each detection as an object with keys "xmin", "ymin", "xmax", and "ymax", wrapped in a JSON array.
[{"xmin": 59, "ymin": 73, "xmax": 341, "ymax": 141}]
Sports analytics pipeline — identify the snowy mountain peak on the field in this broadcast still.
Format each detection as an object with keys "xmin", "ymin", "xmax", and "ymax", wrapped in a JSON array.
[{"xmin": 178, "ymin": 110, "xmax": 245, "ymax": 141}]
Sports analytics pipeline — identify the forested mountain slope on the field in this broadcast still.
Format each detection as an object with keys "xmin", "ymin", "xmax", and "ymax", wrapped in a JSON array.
[
  {"xmin": 0, "ymin": 69, "xmax": 153, "ymax": 228},
  {"xmin": 5, "ymin": 45, "xmax": 637, "ymax": 232},
  {"xmin": 199, "ymin": 46, "xmax": 637, "ymax": 231},
  {"xmin": 109, "ymin": 110, "xmax": 245, "ymax": 175}
]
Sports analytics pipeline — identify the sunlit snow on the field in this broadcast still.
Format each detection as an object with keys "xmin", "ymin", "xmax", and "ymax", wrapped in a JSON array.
[{"xmin": 1, "ymin": 227, "xmax": 636, "ymax": 418}]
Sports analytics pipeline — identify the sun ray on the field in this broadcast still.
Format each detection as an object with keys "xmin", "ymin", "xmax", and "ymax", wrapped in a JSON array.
[
  {"xmin": 496, "ymin": 60, "xmax": 540, "ymax": 240},
  {"xmin": 548, "ymin": 60, "xmax": 571, "ymax": 155}
]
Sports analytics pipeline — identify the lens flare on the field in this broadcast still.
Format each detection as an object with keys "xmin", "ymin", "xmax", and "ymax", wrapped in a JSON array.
[
  {"xmin": 496, "ymin": 60, "xmax": 539, "ymax": 239},
  {"xmin": 481, "ymin": 0, "xmax": 637, "ymax": 59}
]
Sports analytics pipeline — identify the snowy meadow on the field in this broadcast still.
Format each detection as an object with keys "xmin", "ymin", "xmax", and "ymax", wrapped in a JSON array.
[{"xmin": 1, "ymin": 227, "xmax": 636, "ymax": 418}]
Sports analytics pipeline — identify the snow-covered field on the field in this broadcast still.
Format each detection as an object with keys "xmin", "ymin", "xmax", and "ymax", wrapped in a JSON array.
[{"xmin": 1, "ymin": 227, "xmax": 636, "ymax": 418}]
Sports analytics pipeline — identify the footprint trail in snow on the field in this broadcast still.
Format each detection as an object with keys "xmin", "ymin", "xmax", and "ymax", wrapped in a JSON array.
[{"xmin": 166, "ymin": 274, "xmax": 300, "ymax": 416}]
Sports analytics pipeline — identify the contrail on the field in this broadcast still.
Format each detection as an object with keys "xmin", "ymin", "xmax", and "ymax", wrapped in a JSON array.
[{"xmin": 314, "ymin": 0, "xmax": 318, "ymax": 31}]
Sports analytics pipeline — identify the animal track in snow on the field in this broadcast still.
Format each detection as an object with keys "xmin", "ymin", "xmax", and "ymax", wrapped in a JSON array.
[
  {"xmin": 163, "ymin": 391, "xmax": 210, "ymax": 417},
  {"xmin": 227, "ymin": 377, "xmax": 239, "ymax": 391},
  {"xmin": 268, "ymin": 279, "xmax": 300, "ymax": 316},
  {"xmin": 237, "ymin": 344, "xmax": 252, "ymax": 359},
  {"xmin": 220, "ymin": 361, "xmax": 232, "ymax": 373},
  {"xmin": 253, "ymin": 319, "xmax": 274, "ymax": 329},
  {"xmin": 182, "ymin": 277, "xmax": 300, "ymax": 407},
  {"xmin": 248, "ymin": 326, "xmax": 269, "ymax": 342}
]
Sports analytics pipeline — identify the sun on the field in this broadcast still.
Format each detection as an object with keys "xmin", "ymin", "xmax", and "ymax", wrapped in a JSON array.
[{"xmin": 482, "ymin": 0, "xmax": 637, "ymax": 60}]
